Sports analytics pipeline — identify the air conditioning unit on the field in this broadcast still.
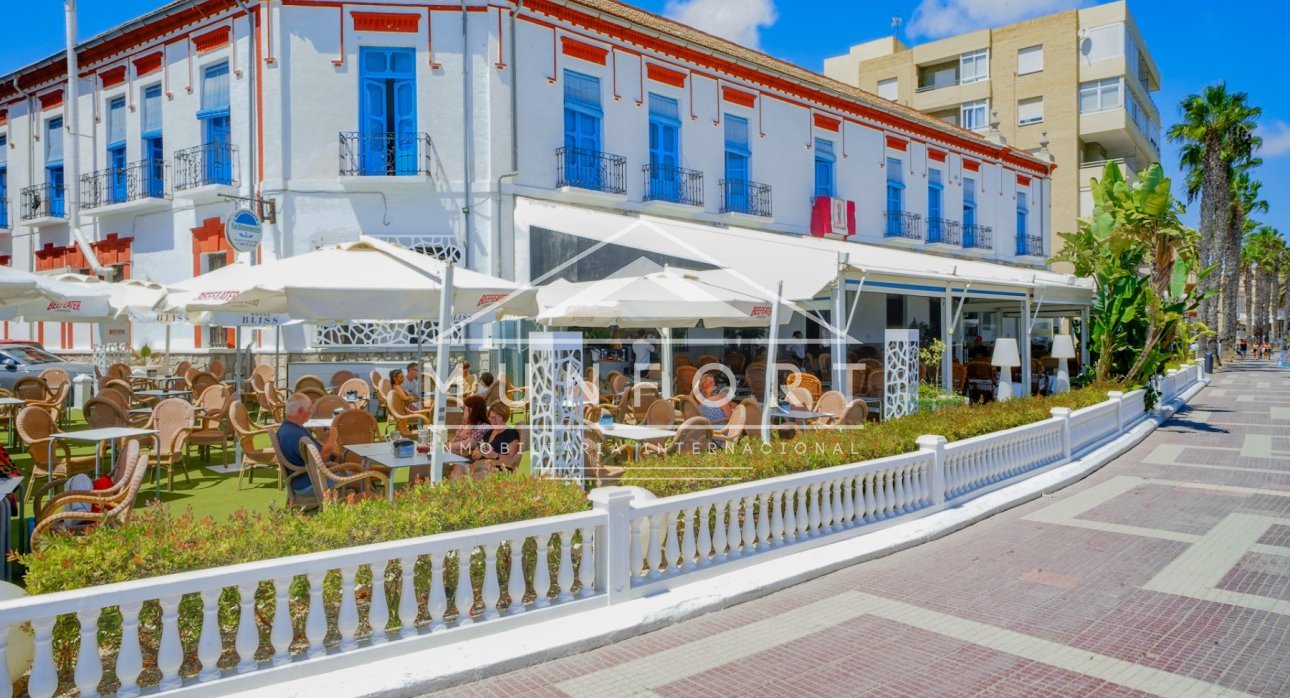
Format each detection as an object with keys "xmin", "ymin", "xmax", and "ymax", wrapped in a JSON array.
[{"xmin": 810, "ymin": 196, "xmax": 855, "ymax": 240}]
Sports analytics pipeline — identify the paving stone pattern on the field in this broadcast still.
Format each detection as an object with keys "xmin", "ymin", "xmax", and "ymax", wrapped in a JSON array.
[{"xmin": 435, "ymin": 362, "xmax": 1290, "ymax": 697}]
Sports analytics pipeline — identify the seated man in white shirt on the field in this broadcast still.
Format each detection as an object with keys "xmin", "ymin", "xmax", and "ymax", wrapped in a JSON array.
[{"xmin": 632, "ymin": 333, "xmax": 654, "ymax": 381}]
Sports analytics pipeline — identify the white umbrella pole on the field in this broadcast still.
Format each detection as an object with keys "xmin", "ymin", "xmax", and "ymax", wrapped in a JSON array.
[
  {"xmin": 760, "ymin": 281, "xmax": 783, "ymax": 444},
  {"xmin": 660, "ymin": 327, "xmax": 674, "ymax": 400},
  {"xmin": 430, "ymin": 262, "xmax": 455, "ymax": 485},
  {"xmin": 234, "ymin": 325, "xmax": 244, "ymax": 469},
  {"xmin": 163, "ymin": 325, "xmax": 171, "ymax": 376}
]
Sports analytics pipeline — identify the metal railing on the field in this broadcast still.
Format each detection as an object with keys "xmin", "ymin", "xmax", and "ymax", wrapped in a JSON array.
[
  {"xmin": 1016, "ymin": 234, "xmax": 1044, "ymax": 257},
  {"xmin": 884, "ymin": 210, "xmax": 922, "ymax": 240},
  {"xmin": 81, "ymin": 159, "xmax": 168, "ymax": 209},
  {"xmin": 719, "ymin": 178, "xmax": 772, "ymax": 216},
  {"xmin": 173, "ymin": 142, "xmax": 239, "ymax": 191},
  {"xmin": 963, "ymin": 224, "xmax": 993, "ymax": 250},
  {"xmin": 928, "ymin": 218, "xmax": 961, "ymax": 245},
  {"xmin": 20, "ymin": 183, "xmax": 64, "ymax": 220},
  {"xmin": 556, "ymin": 146, "xmax": 627, "ymax": 194},
  {"xmin": 338, "ymin": 131, "xmax": 433, "ymax": 177},
  {"xmin": 642, "ymin": 164, "xmax": 703, "ymax": 207},
  {"xmin": 915, "ymin": 78, "xmax": 959, "ymax": 93}
]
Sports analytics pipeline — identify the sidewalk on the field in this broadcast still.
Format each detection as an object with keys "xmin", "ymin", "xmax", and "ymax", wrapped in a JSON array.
[{"xmin": 435, "ymin": 363, "xmax": 1290, "ymax": 697}]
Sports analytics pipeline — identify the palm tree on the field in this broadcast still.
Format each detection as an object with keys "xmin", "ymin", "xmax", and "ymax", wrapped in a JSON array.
[
  {"xmin": 1244, "ymin": 227, "xmax": 1285, "ymax": 341},
  {"xmin": 1231, "ymin": 172, "xmax": 1267, "ymax": 337},
  {"xmin": 1168, "ymin": 83, "xmax": 1262, "ymax": 354}
]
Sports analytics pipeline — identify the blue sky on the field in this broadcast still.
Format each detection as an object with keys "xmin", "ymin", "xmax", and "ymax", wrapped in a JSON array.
[{"xmin": 4, "ymin": 0, "xmax": 1286, "ymax": 234}]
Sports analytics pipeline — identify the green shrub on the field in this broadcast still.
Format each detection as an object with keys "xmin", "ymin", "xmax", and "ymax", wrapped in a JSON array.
[{"xmin": 621, "ymin": 382, "xmax": 1123, "ymax": 498}]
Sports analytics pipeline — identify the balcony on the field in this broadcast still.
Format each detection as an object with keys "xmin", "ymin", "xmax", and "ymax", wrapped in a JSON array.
[
  {"xmin": 81, "ymin": 159, "xmax": 170, "ymax": 216},
  {"xmin": 884, "ymin": 210, "xmax": 922, "ymax": 241},
  {"xmin": 927, "ymin": 218, "xmax": 961, "ymax": 246},
  {"xmin": 556, "ymin": 147, "xmax": 627, "ymax": 195},
  {"xmin": 173, "ymin": 143, "xmax": 239, "ymax": 200},
  {"xmin": 1016, "ymin": 233, "xmax": 1044, "ymax": 258},
  {"xmin": 20, "ymin": 183, "xmax": 65, "ymax": 225},
  {"xmin": 339, "ymin": 132, "xmax": 433, "ymax": 178},
  {"xmin": 642, "ymin": 164, "xmax": 703, "ymax": 208},
  {"xmin": 719, "ymin": 178, "xmax": 772, "ymax": 218},
  {"xmin": 963, "ymin": 224, "xmax": 992, "ymax": 251}
]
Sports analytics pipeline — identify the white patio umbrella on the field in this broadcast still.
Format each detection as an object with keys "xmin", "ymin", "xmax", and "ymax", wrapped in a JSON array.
[{"xmin": 0, "ymin": 268, "xmax": 112, "ymax": 315}]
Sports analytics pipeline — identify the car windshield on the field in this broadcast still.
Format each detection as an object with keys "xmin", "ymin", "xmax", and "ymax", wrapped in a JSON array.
[{"xmin": 1, "ymin": 346, "xmax": 62, "ymax": 365}]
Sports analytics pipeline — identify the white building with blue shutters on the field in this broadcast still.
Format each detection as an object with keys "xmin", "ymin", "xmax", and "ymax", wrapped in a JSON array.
[{"xmin": 0, "ymin": 0, "xmax": 1085, "ymax": 370}]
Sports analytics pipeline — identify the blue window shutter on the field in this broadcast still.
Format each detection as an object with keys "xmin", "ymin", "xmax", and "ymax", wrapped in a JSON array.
[
  {"xmin": 107, "ymin": 98, "xmax": 126, "ymax": 146},
  {"xmin": 393, "ymin": 78, "xmax": 417, "ymax": 174},
  {"xmin": 144, "ymin": 137, "xmax": 164, "ymax": 197},
  {"xmin": 724, "ymin": 115, "xmax": 750, "ymax": 213},
  {"xmin": 201, "ymin": 62, "xmax": 230, "ymax": 113},
  {"xmin": 47, "ymin": 118, "xmax": 64, "ymax": 164},
  {"xmin": 142, "ymin": 86, "xmax": 163, "ymax": 136}
]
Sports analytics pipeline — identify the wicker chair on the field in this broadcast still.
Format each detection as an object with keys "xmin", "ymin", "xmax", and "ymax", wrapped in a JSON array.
[
  {"xmin": 13, "ymin": 376, "xmax": 49, "ymax": 403},
  {"xmin": 697, "ymin": 354, "xmax": 719, "ymax": 368},
  {"xmin": 312, "ymin": 395, "xmax": 349, "ymax": 419},
  {"xmin": 259, "ymin": 380, "xmax": 287, "ymax": 422},
  {"xmin": 614, "ymin": 382, "xmax": 660, "ymax": 424},
  {"xmin": 333, "ymin": 408, "xmax": 388, "ymax": 473},
  {"xmin": 32, "ymin": 450, "xmax": 151, "ymax": 542},
  {"xmin": 252, "ymin": 364, "xmax": 275, "ymax": 387},
  {"xmin": 186, "ymin": 371, "xmax": 218, "ymax": 401},
  {"xmin": 606, "ymin": 372, "xmax": 629, "ymax": 399},
  {"xmin": 673, "ymin": 366, "xmax": 698, "ymax": 397},
  {"xmin": 32, "ymin": 440, "xmax": 141, "ymax": 517},
  {"xmin": 37, "ymin": 368, "xmax": 70, "ymax": 394},
  {"xmin": 173, "ymin": 360, "xmax": 192, "ymax": 379},
  {"xmin": 268, "ymin": 426, "xmax": 318, "ymax": 510},
  {"xmin": 724, "ymin": 351, "xmax": 746, "ymax": 375},
  {"xmin": 83, "ymin": 396, "xmax": 130, "ymax": 457},
  {"xmin": 744, "ymin": 363, "xmax": 766, "ymax": 398},
  {"xmin": 835, "ymin": 399, "xmax": 869, "ymax": 426},
  {"xmin": 386, "ymin": 390, "xmax": 431, "ymax": 439},
  {"xmin": 816, "ymin": 353, "xmax": 832, "ymax": 384},
  {"xmin": 208, "ymin": 359, "xmax": 226, "ymax": 379},
  {"xmin": 784, "ymin": 385, "xmax": 814, "ymax": 410},
  {"xmin": 294, "ymin": 375, "xmax": 327, "ymax": 396},
  {"xmin": 583, "ymin": 423, "xmax": 624, "ymax": 487},
  {"xmin": 31, "ymin": 381, "xmax": 72, "ymax": 422},
  {"xmin": 643, "ymin": 398, "xmax": 676, "ymax": 427},
  {"xmin": 863, "ymin": 371, "xmax": 884, "ymax": 401},
  {"xmin": 16, "ymin": 405, "xmax": 97, "ymax": 489},
  {"xmin": 788, "ymin": 372, "xmax": 823, "ymax": 403},
  {"xmin": 713, "ymin": 404, "xmax": 748, "ymax": 442},
  {"xmin": 639, "ymin": 417, "xmax": 713, "ymax": 458},
  {"xmin": 107, "ymin": 363, "xmax": 133, "ymax": 382},
  {"xmin": 147, "ymin": 398, "xmax": 196, "ymax": 490},
  {"xmin": 301, "ymin": 440, "xmax": 388, "ymax": 505},
  {"xmin": 188, "ymin": 385, "xmax": 233, "ymax": 465},
  {"xmin": 814, "ymin": 390, "xmax": 847, "ymax": 424},
  {"xmin": 229, "ymin": 401, "xmax": 280, "ymax": 489},
  {"xmin": 330, "ymin": 370, "xmax": 356, "ymax": 390},
  {"xmin": 952, "ymin": 362, "xmax": 968, "ymax": 395}
]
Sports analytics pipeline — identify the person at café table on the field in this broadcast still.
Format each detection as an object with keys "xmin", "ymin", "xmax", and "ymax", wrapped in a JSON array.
[
  {"xmin": 389, "ymin": 368, "xmax": 432, "ymax": 415},
  {"xmin": 455, "ymin": 403, "xmax": 522, "ymax": 479},
  {"xmin": 448, "ymin": 395, "xmax": 490, "ymax": 456},
  {"xmin": 279, "ymin": 393, "xmax": 342, "ymax": 496},
  {"xmin": 696, "ymin": 373, "xmax": 733, "ymax": 426}
]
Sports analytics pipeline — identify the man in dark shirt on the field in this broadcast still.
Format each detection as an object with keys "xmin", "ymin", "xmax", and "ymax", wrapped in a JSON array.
[{"xmin": 278, "ymin": 393, "xmax": 340, "ymax": 495}]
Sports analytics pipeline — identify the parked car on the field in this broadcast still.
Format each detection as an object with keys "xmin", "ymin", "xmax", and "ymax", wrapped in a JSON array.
[{"xmin": 0, "ymin": 341, "xmax": 97, "ymax": 392}]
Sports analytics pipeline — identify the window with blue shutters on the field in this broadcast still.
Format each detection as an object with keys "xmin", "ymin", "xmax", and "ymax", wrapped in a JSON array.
[
  {"xmin": 648, "ymin": 93, "xmax": 681, "ymax": 202},
  {"xmin": 814, "ymin": 138, "xmax": 835, "ymax": 199},
  {"xmin": 142, "ymin": 84, "xmax": 164, "ymax": 197},
  {"xmin": 0, "ymin": 136, "xmax": 7, "ymax": 228},
  {"xmin": 46, "ymin": 118, "xmax": 65, "ymax": 217},
  {"xmin": 885, "ymin": 157, "xmax": 904, "ymax": 236},
  {"xmin": 963, "ymin": 177, "xmax": 977, "ymax": 246},
  {"xmin": 358, "ymin": 47, "xmax": 417, "ymax": 175},
  {"xmin": 724, "ymin": 115, "xmax": 750, "ymax": 211},
  {"xmin": 562, "ymin": 70, "xmax": 603, "ymax": 189},
  {"xmin": 107, "ymin": 96, "xmax": 127, "ymax": 204},
  {"xmin": 1016, "ymin": 197, "xmax": 1030, "ymax": 255},
  {"xmin": 928, "ymin": 168, "xmax": 943, "ymax": 242},
  {"xmin": 198, "ymin": 62, "xmax": 232, "ymax": 184}
]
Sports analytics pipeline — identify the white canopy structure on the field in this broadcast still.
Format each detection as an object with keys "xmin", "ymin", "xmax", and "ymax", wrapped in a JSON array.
[
  {"xmin": 0, "ymin": 274, "xmax": 164, "ymax": 322},
  {"xmin": 0, "ymin": 267, "xmax": 112, "ymax": 315}
]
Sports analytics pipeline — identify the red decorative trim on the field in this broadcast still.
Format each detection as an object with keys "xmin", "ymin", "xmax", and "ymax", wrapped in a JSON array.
[
  {"xmin": 963, "ymin": 159, "xmax": 981, "ymax": 172},
  {"xmin": 39, "ymin": 90, "xmax": 64, "ymax": 110},
  {"xmin": 813, "ymin": 113, "xmax": 840, "ymax": 132},
  {"xmin": 1016, "ymin": 174, "xmax": 1032, "ymax": 187},
  {"xmin": 352, "ymin": 11, "xmax": 421, "ymax": 33},
  {"xmin": 100, "ymin": 66, "xmax": 128, "ymax": 89},
  {"xmin": 192, "ymin": 26, "xmax": 231, "ymax": 54},
  {"xmin": 646, "ymin": 62, "xmax": 686, "ymax": 88},
  {"xmin": 192, "ymin": 217, "xmax": 234, "ymax": 349},
  {"xmin": 722, "ymin": 85, "xmax": 756, "ymax": 108},
  {"xmin": 133, "ymin": 51, "xmax": 163, "ymax": 76},
  {"xmin": 0, "ymin": 110, "xmax": 7, "ymax": 126},
  {"xmin": 928, "ymin": 149, "xmax": 947, "ymax": 163},
  {"xmin": 0, "ymin": 256, "xmax": 9, "ymax": 267},
  {"xmin": 562, "ymin": 37, "xmax": 608, "ymax": 65},
  {"xmin": 885, "ymin": 135, "xmax": 908, "ymax": 152}
]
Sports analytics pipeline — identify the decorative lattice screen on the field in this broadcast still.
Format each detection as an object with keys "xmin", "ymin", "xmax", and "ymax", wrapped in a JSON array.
[
  {"xmin": 884, "ymin": 329, "xmax": 920, "ymax": 420},
  {"xmin": 527, "ymin": 332, "xmax": 585, "ymax": 483}
]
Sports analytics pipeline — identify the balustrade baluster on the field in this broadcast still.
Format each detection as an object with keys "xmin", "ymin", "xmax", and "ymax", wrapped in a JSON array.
[
  {"xmin": 743, "ymin": 495, "xmax": 757, "ymax": 552},
  {"xmin": 663, "ymin": 513, "xmax": 680, "ymax": 575},
  {"xmin": 770, "ymin": 490, "xmax": 785, "ymax": 547},
  {"xmin": 681, "ymin": 507, "xmax": 698, "ymax": 571},
  {"xmin": 75, "ymin": 608, "xmax": 103, "ymax": 696},
  {"xmin": 338, "ymin": 566, "xmax": 360, "ymax": 651},
  {"xmin": 28, "ymin": 616, "xmax": 57, "ymax": 698},
  {"xmin": 863, "ymin": 473, "xmax": 877, "ymax": 522},
  {"xmin": 305, "ymin": 572, "xmax": 327, "ymax": 658},
  {"xmin": 157, "ymin": 595, "xmax": 184, "ymax": 689},
  {"xmin": 368, "ymin": 561, "xmax": 391, "ymax": 644},
  {"xmin": 629, "ymin": 517, "xmax": 644, "ymax": 580},
  {"xmin": 116, "ymin": 602, "xmax": 144, "ymax": 696},
  {"xmin": 557, "ymin": 531, "xmax": 576, "ymax": 601},
  {"xmin": 455, "ymin": 547, "xmax": 476, "ymax": 624},
  {"xmin": 726, "ymin": 498, "xmax": 742, "ymax": 557},
  {"xmin": 484, "ymin": 543, "xmax": 503, "ymax": 618},
  {"xmin": 508, "ymin": 538, "xmax": 528, "ymax": 612},
  {"xmin": 712, "ymin": 502, "xmax": 728, "ymax": 559},
  {"xmin": 782, "ymin": 488, "xmax": 796, "ymax": 542},
  {"xmin": 579, "ymin": 527, "xmax": 597, "ymax": 597},
  {"xmin": 236, "ymin": 582, "xmax": 261, "ymax": 672},
  {"xmin": 647, "ymin": 514, "xmax": 664, "ymax": 576},
  {"xmin": 874, "ymin": 472, "xmax": 887, "ymax": 518},
  {"xmin": 840, "ymin": 476, "xmax": 854, "ymax": 525},
  {"xmin": 818, "ymin": 482, "xmax": 833, "ymax": 533},
  {"xmin": 533, "ymin": 534, "xmax": 552, "ymax": 607},
  {"xmin": 895, "ymin": 465, "xmax": 909, "ymax": 513},
  {"xmin": 428, "ymin": 551, "xmax": 448, "ymax": 629},
  {"xmin": 271, "ymin": 578, "xmax": 294, "ymax": 666},
  {"xmin": 399, "ymin": 556, "xmax": 420, "ymax": 635},
  {"xmin": 757, "ymin": 492, "xmax": 772, "ymax": 551},
  {"xmin": 695, "ymin": 505, "xmax": 713, "ymax": 565}
]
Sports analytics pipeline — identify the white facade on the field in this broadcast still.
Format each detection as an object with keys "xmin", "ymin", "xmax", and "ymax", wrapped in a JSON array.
[{"xmin": 0, "ymin": 0, "xmax": 1054, "ymax": 355}]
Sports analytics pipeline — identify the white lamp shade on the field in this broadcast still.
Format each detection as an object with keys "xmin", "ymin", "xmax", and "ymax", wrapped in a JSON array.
[
  {"xmin": 991, "ymin": 338, "xmax": 1021, "ymax": 367},
  {"xmin": 1051, "ymin": 334, "xmax": 1076, "ymax": 359}
]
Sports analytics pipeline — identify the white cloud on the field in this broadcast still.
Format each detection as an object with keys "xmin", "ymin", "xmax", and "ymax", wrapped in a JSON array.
[
  {"xmin": 907, "ymin": 0, "xmax": 1092, "ymax": 40},
  {"xmin": 664, "ymin": 0, "xmax": 778, "ymax": 50},
  {"xmin": 1259, "ymin": 120, "xmax": 1290, "ymax": 157}
]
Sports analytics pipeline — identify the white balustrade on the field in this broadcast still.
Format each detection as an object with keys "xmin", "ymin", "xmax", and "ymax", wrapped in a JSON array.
[
  {"xmin": 1069, "ymin": 401, "xmax": 1119, "ymax": 454},
  {"xmin": 943, "ymin": 418, "xmax": 1065, "ymax": 500}
]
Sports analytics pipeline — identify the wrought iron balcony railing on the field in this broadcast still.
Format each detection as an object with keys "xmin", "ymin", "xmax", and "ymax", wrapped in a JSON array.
[
  {"xmin": 20, "ymin": 183, "xmax": 65, "ymax": 221},
  {"xmin": 884, "ymin": 210, "xmax": 922, "ymax": 240},
  {"xmin": 719, "ymin": 178, "xmax": 772, "ymax": 216},
  {"xmin": 1016, "ymin": 234, "xmax": 1045, "ymax": 257},
  {"xmin": 642, "ymin": 164, "xmax": 703, "ymax": 207},
  {"xmin": 556, "ymin": 146, "xmax": 627, "ymax": 194},
  {"xmin": 339, "ymin": 132, "xmax": 433, "ymax": 177},
  {"xmin": 173, "ymin": 142, "xmax": 239, "ymax": 191},
  {"xmin": 928, "ymin": 218, "xmax": 962, "ymax": 245},
  {"xmin": 963, "ymin": 224, "xmax": 993, "ymax": 250},
  {"xmin": 81, "ymin": 159, "xmax": 168, "ymax": 209}
]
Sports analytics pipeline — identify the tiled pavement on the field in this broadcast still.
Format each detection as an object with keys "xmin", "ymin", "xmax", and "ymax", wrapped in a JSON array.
[{"xmin": 435, "ymin": 362, "xmax": 1290, "ymax": 697}]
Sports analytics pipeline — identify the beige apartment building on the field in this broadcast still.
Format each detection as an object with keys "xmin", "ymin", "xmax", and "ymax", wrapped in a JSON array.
[{"xmin": 824, "ymin": 1, "xmax": 1160, "ymax": 262}]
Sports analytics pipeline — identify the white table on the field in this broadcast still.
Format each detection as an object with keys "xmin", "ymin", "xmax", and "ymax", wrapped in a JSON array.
[
  {"xmin": 770, "ymin": 407, "xmax": 830, "ymax": 421},
  {"xmin": 134, "ymin": 389, "xmax": 191, "ymax": 400},
  {"xmin": 49, "ymin": 427, "xmax": 159, "ymax": 484},
  {"xmin": 600, "ymin": 422, "xmax": 674, "ymax": 460},
  {"xmin": 344, "ymin": 442, "xmax": 471, "ymax": 500},
  {"xmin": 0, "ymin": 397, "xmax": 24, "ymax": 448},
  {"xmin": 303, "ymin": 418, "xmax": 334, "ymax": 430}
]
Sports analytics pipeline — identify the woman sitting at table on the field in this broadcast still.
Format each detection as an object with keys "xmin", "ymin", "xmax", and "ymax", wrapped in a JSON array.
[
  {"xmin": 696, "ymin": 374, "xmax": 733, "ymax": 427},
  {"xmin": 448, "ymin": 395, "xmax": 489, "ymax": 456},
  {"xmin": 455, "ymin": 403, "xmax": 523, "ymax": 479},
  {"xmin": 389, "ymin": 368, "xmax": 430, "ymax": 414}
]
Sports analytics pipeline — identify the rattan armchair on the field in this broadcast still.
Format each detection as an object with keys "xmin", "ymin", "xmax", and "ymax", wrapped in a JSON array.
[
  {"xmin": 301, "ymin": 439, "xmax": 388, "ymax": 506},
  {"xmin": 17, "ymin": 405, "xmax": 98, "ymax": 490},
  {"xmin": 147, "ymin": 398, "xmax": 196, "ymax": 490},
  {"xmin": 32, "ymin": 452, "xmax": 150, "ymax": 542},
  {"xmin": 229, "ymin": 401, "xmax": 279, "ymax": 489}
]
